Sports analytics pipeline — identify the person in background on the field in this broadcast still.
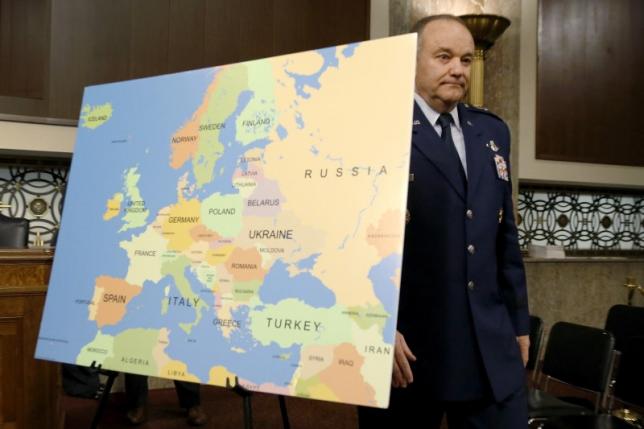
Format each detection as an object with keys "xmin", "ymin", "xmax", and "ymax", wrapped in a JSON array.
[
  {"xmin": 125, "ymin": 374, "xmax": 207, "ymax": 426},
  {"xmin": 61, "ymin": 364, "xmax": 103, "ymax": 399}
]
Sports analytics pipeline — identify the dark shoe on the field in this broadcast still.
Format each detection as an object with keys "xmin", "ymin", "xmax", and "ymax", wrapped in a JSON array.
[
  {"xmin": 93, "ymin": 383, "xmax": 106, "ymax": 400},
  {"xmin": 187, "ymin": 405, "xmax": 207, "ymax": 426},
  {"xmin": 126, "ymin": 405, "xmax": 147, "ymax": 425}
]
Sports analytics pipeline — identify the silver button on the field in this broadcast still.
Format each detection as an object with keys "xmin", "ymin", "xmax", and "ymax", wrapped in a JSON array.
[
  {"xmin": 467, "ymin": 281, "xmax": 475, "ymax": 290},
  {"xmin": 466, "ymin": 209, "xmax": 473, "ymax": 219},
  {"xmin": 467, "ymin": 244, "xmax": 475, "ymax": 255}
]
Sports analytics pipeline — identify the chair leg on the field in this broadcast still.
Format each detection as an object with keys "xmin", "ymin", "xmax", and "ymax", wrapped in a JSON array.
[
  {"xmin": 600, "ymin": 350, "xmax": 620, "ymax": 412},
  {"xmin": 528, "ymin": 417, "xmax": 548, "ymax": 429}
]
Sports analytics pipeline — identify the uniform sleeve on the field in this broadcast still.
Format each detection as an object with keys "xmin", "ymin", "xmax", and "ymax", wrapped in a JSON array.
[{"xmin": 496, "ymin": 123, "xmax": 530, "ymax": 336}]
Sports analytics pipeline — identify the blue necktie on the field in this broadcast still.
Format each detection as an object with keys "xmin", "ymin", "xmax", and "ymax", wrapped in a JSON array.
[{"xmin": 437, "ymin": 113, "xmax": 466, "ymax": 181}]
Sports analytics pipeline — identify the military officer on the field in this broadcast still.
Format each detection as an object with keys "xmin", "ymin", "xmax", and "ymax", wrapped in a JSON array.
[{"xmin": 359, "ymin": 14, "xmax": 530, "ymax": 428}]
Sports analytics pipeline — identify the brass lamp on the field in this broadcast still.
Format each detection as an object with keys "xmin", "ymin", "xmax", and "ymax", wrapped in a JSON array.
[
  {"xmin": 612, "ymin": 408, "xmax": 643, "ymax": 427},
  {"xmin": 622, "ymin": 276, "xmax": 643, "ymax": 306},
  {"xmin": 459, "ymin": 14, "xmax": 511, "ymax": 107}
]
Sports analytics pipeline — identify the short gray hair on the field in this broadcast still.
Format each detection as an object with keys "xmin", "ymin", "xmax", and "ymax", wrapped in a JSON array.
[{"xmin": 411, "ymin": 14, "xmax": 472, "ymax": 51}]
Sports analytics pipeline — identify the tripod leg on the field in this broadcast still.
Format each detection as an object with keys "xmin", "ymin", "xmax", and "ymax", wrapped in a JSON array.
[
  {"xmin": 243, "ymin": 395, "xmax": 253, "ymax": 429},
  {"xmin": 90, "ymin": 371, "xmax": 118, "ymax": 429},
  {"xmin": 278, "ymin": 395, "xmax": 290, "ymax": 429}
]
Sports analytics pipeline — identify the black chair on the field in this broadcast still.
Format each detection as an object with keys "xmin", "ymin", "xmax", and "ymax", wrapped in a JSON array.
[
  {"xmin": 528, "ymin": 315, "xmax": 545, "ymax": 374},
  {"xmin": 528, "ymin": 322, "xmax": 616, "ymax": 427},
  {"xmin": 538, "ymin": 336, "xmax": 644, "ymax": 429},
  {"xmin": 538, "ymin": 414, "xmax": 637, "ymax": 429},
  {"xmin": 0, "ymin": 213, "xmax": 30, "ymax": 248},
  {"xmin": 605, "ymin": 304, "xmax": 644, "ymax": 352},
  {"xmin": 610, "ymin": 336, "xmax": 644, "ymax": 425},
  {"xmin": 604, "ymin": 304, "xmax": 644, "ymax": 418}
]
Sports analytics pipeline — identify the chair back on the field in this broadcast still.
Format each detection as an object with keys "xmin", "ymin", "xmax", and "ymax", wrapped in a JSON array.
[
  {"xmin": 0, "ymin": 214, "xmax": 30, "ymax": 248},
  {"xmin": 605, "ymin": 304, "xmax": 644, "ymax": 352},
  {"xmin": 542, "ymin": 321, "xmax": 615, "ymax": 394},
  {"xmin": 614, "ymin": 336, "xmax": 644, "ymax": 408},
  {"xmin": 527, "ymin": 315, "xmax": 544, "ymax": 371}
]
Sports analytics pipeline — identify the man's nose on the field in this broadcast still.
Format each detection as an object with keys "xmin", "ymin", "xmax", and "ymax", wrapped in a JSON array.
[{"xmin": 449, "ymin": 59, "xmax": 465, "ymax": 76}]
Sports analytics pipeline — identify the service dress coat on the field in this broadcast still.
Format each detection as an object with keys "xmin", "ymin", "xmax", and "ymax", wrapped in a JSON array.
[{"xmin": 398, "ymin": 101, "xmax": 529, "ymax": 402}]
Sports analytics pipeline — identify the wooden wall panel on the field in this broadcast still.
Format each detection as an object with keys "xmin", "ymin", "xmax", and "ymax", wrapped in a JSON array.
[
  {"xmin": 129, "ymin": 0, "xmax": 170, "ymax": 79},
  {"xmin": 0, "ymin": 0, "xmax": 47, "ymax": 99},
  {"xmin": 1, "ymin": 0, "xmax": 370, "ymax": 119},
  {"xmin": 273, "ymin": 0, "xmax": 369, "ymax": 56},
  {"xmin": 238, "ymin": 0, "xmax": 275, "ymax": 62},
  {"xmin": 0, "ymin": 317, "xmax": 22, "ymax": 426},
  {"xmin": 0, "ymin": 1, "xmax": 9, "ymax": 87},
  {"xmin": 0, "ymin": 0, "xmax": 49, "ymax": 116},
  {"xmin": 0, "ymin": 250, "xmax": 59, "ymax": 429},
  {"xmin": 204, "ymin": 0, "xmax": 243, "ymax": 67},
  {"xmin": 49, "ymin": 0, "xmax": 131, "ymax": 118},
  {"xmin": 273, "ymin": 0, "xmax": 314, "ymax": 56},
  {"xmin": 537, "ymin": 0, "xmax": 644, "ymax": 166},
  {"xmin": 310, "ymin": 0, "xmax": 369, "ymax": 50},
  {"xmin": 22, "ymin": 294, "xmax": 59, "ymax": 429},
  {"xmin": 204, "ymin": 0, "xmax": 277, "ymax": 66},
  {"xmin": 168, "ymin": 0, "xmax": 205, "ymax": 73}
]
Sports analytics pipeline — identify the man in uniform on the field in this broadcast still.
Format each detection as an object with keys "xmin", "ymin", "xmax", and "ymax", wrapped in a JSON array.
[{"xmin": 359, "ymin": 14, "xmax": 530, "ymax": 428}]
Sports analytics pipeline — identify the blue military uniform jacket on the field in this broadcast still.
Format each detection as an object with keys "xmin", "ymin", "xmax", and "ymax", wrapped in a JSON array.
[{"xmin": 398, "ymin": 101, "xmax": 529, "ymax": 402}]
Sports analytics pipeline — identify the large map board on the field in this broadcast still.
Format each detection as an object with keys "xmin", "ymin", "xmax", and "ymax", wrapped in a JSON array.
[{"xmin": 36, "ymin": 34, "xmax": 417, "ymax": 408}]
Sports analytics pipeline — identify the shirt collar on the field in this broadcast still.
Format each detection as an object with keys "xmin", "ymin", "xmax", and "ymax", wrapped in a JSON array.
[{"xmin": 414, "ymin": 93, "xmax": 461, "ymax": 130}]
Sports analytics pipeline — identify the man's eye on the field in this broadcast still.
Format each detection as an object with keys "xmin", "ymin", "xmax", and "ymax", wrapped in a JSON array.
[{"xmin": 462, "ymin": 57, "xmax": 472, "ymax": 65}]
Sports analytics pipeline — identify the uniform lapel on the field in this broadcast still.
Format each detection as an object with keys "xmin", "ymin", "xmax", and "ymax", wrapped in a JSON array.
[
  {"xmin": 412, "ymin": 102, "xmax": 466, "ymax": 201},
  {"xmin": 459, "ymin": 104, "xmax": 488, "ymax": 200}
]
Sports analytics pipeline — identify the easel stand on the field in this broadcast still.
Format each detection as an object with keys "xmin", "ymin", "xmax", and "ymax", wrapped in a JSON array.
[
  {"xmin": 87, "ymin": 369, "xmax": 291, "ymax": 429},
  {"xmin": 227, "ymin": 376, "xmax": 290, "ymax": 429},
  {"xmin": 89, "ymin": 362, "xmax": 119, "ymax": 429}
]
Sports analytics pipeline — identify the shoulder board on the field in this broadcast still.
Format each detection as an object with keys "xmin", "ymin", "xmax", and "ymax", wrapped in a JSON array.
[{"xmin": 461, "ymin": 103, "xmax": 504, "ymax": 122}]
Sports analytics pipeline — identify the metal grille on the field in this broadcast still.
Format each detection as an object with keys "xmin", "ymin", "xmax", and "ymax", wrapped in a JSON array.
[
  {"xmin": 0, "ymin": 166, "xmax": 68, "ymax": 246},
  {"xmin": 518, "ymin": 184, "xmax": 643, "ymax": 255}
]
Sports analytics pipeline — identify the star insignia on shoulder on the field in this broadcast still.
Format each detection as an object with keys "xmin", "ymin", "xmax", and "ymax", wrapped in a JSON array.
[{"xmin": 462, "ymin": 103, "xmax": 503, "ymax": 122}]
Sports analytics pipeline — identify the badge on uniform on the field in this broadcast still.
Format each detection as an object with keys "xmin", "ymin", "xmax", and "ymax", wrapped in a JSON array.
[
  {"xmin": 494, "ymin": 154, "xmax": 509, "ymax": 181},
  {"xmin": 488, "ymin": 140, "xmax": 499, "ymax": 152},
  {"xmin": 413, "ymin": 120, "xmax": 421, "ymax": 126}
]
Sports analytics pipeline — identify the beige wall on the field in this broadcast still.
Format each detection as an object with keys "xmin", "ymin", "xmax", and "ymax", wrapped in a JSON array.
[
  {"xmin": 371, "ymin": 0, "xmax": 390, "ymax": 39},
  {"xmin": 526, "ymin": 259, "xmax": 644, "ymax": 332},
  {"xmin": 0, "ymin": 120, "xmax": 76, "ymax": 157}
]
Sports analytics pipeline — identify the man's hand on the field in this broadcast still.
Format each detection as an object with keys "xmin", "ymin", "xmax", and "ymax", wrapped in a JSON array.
[
  {"xmin": 392, "ymin": 330, "xmax": 416, "ymax": 388},
  {"xmin": 516, "ymin": 335, "xmax": 530, "ymax": 367}
]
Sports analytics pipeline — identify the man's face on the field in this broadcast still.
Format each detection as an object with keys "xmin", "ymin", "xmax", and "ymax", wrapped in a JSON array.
[{"xmin": 415, "ymin": 19, "xmax": 475, "ymax": 112}]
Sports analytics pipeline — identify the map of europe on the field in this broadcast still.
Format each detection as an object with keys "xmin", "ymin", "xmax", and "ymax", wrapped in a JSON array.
[{"xmin": 36, "ymin": 34, "xmax": 416, "ymax": 408}]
